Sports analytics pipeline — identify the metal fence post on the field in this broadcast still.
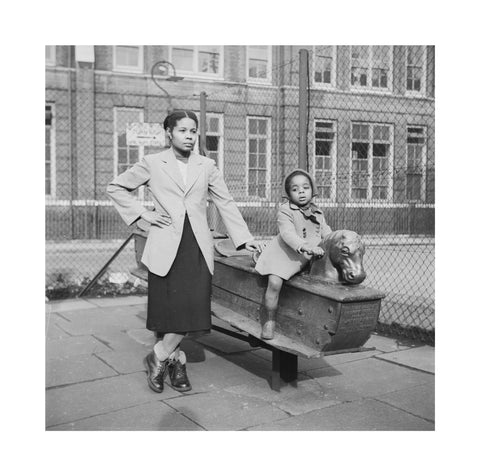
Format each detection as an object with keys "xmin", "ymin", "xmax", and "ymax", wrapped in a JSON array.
[
  {"xmin": 298, "ymin": 48, "xmax": 309, "ymax": 170},
  {"xmin": 200, "ymin": 91, "xmax": 207, "ymax": 156}
]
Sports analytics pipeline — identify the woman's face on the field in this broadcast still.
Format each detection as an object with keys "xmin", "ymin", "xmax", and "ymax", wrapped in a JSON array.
[
  {"xmin": 288, "ymin": 174, "xmax": 313, "ymax": 207},
  {"xmin": 168, "ymin": 118, "xmax": 198, "ymax": 153}
]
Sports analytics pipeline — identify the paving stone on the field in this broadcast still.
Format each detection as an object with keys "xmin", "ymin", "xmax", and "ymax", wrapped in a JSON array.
[
  {"xmin": 247, "ymin": 399, "xmax": 434, "ymax": 431},
  {"xmin": 365, "ymin": 334, "xmax": 415, "ymax": 353},
  {"xmin": 186, "ymin": 355, "xmax": 267, "ymax": 393},
  {"xmin": 47, "ymin": 335, "xmax": 111, "ymax": 359},
  {"xmin": 46, "ymin": 322, "xmax": 71, "ymax": 340},
  {"xmin": 376, "ymin": 383, "xmax": 435, "ymax": 422},
  {"xmin": 49, "ymin": 400, "xmax": 203, "ymax": 431},
  {"xmin": 85, "ymin": 296, "xmax": 147, "ymax": 308},
  {"xmin": 125, "ymin": 328, "xmax": 157, "ymax": 347},
  {"xmin": 166, "ymin": 389, "xmax": 288, "ymax": 430},
  {"xmin": 46, "ymin": 372, "xmax": 177, "ymax": 427},
  {"xmin": 47, "ymin": 299, "xmax": 97, "ymax": 313},
  {"xmin": 374, "ymin": 346, "xmax": 435, "ymax": 374},
  {"xmin": 306, "ymin": 357, "xmax": 434, "ymax": 399},
  {"xmin": 95, "ymin": 348, "xmax": 149, "ymax": 374},
  {"xmin": 94, "ymin": 330, "xmax": 152, "ymax": 352},
  {"xmin": 54, "ymin": 311, "xmax": 146, "ymax": 336},
  {"xmin": 46, "ymin": 354, "xmax": 118, "ymax": 388}
]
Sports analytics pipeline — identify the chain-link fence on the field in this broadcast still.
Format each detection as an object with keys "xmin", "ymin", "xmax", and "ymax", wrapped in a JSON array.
[{"xmin": 46, "ymin": 45, "xmax": 434, "ymax": 344}]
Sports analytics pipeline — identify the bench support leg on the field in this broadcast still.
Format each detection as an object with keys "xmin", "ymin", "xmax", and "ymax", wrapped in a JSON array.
[{"xmin": 271, "ymin": 349, "xmax": 298, "ymax": 391}]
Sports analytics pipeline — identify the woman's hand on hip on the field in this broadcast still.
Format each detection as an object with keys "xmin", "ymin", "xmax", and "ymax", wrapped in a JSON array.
[{"xmin": 141, "ymin": 210, "xmax": 172, "ymax": 227}]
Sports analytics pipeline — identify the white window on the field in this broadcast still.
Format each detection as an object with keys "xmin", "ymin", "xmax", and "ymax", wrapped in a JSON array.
[
  {"xmin": 247, "ymin": 46, "xmax": 272, "ymax": 83},
  {"xmin": 351, "ymin": 122, "xmax": 393, "ymax": 201},
  {"xmin": 313, "ymin": 46, "xmax": 336, "ymax": 88},
  {"xmin": 351, "ymin": 45, "xmax": 392, "ymax": 91},
  {"xmin": 45, "ymin": 104, "xmax": 55, "ymax": 197},
  {"xmin": 406, "ymin": 126, "xmax": 427, "ymax": 201},
  {"xmin": 247, "ymin": 117, "xmax": 271, "ymax": 199},
  {"xmin": 46, "ymin": 46, "xmax": 55, "ymax": 66},
  {"xmin": 114, "ymin": 107, "xmax": 145, "ymax": 197},
  {"xmin": 113, "ymin": 46, "xmax": 144, "ymax": 73},
  {"xmin": 406, "ymin": 46, "xmax": 427, "ymax": 95},
  {"xmin": 193, "ymin": 113, "xmax": 224, "ymax": 172},
  {"xmin": 313, "ymin": 120, "xmax": 337, "ymax": 200},
  {"xmin": 170, "ymin": 46, "xmax": 222, "ymax": 78}
]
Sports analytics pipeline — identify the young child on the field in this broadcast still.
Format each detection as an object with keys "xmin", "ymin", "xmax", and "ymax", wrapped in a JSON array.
[{"xmin": 255, "ymin": 169, "xmax": 332, "ymax": 339}]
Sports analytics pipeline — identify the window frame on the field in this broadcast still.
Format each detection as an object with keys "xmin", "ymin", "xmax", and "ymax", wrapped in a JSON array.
[
  {"xmin": 350, "ymin": 45, "xmax": 393, "ymax": 92},
  {"xmin": 405, "ymin": 45, "xmax": 427, "ymax": 97},
  {"xmin": 113, "ymin": 107, "xmax": 145, "ymax": 198},
  {"xmin": 312, "ymin": 119, "xmax": 337, "ymax": 202},
  {"xmin": 168, "ymin": 45, "xmax": 224, "ymax": 79},
  {"xmin": 113, "ymin": 45, "xmax": 144, "ymax": 73},
  {"xmin": 246, "ymin": 46, "xmax": 272, "ymax": 84},
  {"xmin": 192, "ymin": 112, "xmax": 224, "ymax": 173},
  {"xmin": 349, "ymin": 121, "xmax": 394, "ymax": 202},
  {"xmin": 406, "ymin": 125, "xmax": 427, "ymax": 202},
  {"xmin": 45, "ymin": 103, "xmax": 56, "ymax": 198},
  {"xmin": 45, "ymin": 46, "xmax": 56, "ymax": 66},
  {"xmin": 246, "ymin": 116, "xmax": 272, "ymax": 200},
  {"xmin": 312, "ymin": 46, "xmax": 336, "ymax": 89}
]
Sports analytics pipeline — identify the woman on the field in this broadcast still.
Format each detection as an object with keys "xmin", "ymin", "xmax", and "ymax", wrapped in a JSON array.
[{"xmin": 107, "ymin": 110, "xmax": 259, "ymax": 394}]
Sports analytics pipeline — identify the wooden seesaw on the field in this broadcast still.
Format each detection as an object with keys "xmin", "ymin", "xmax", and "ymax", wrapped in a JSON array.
[{"xmin": 130, "ymin": 224, "xmax": 385, "ymax": 391}]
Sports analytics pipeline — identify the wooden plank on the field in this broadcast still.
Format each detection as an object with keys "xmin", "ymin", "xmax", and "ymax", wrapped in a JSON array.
[{"xmin": 211, "ymin": 301, "xmax": 322, "ymax": 359}]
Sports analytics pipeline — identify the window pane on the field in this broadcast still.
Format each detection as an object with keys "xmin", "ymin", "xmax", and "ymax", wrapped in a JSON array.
[
  {"xmin": 373, "ymin": 143, "xmax": 388, "ymax": 157},
  {"xmin": 248, "ymin": 153, "xmax": 257, "ymax": 167},
  {"xmin": 352, "ymin": 142, "xmax": 369, "ymax": 159},
  {"xmin": 116, "ymin": 46, "xmax": 139, "ymax": 67},
  {"xmin": 249, "ymin": 59, "xmax": 267, "ymax": 78},
  {"xmin": 258, "ymin": 139, "xmax": 266, "ymax": 153},
  {"xmin": 208, "ymin": 116, "xmax": 219, "ymax": 132},
  {"xmin": 206, "ymin": 135, "xmax": 219, "ymax": 151},
  {"xmin": 316, "ymin": 141, "xmax": 331, "ymax": 156},
  {"xmin": 258, "ymin": 154, "xmax": 266, "ymax": 168},
  {"xmin": 172, "ymin": 47, "xmax": 194, "ymax": 71},
  {"xmin": 249, "ymin": 46, "xmax": 268, "ymax": 60},
  {"xmin": 258, "ymin": 120, "xmax": 267, "ymax": 135},
  {"xmin": 407, "ymin": 46, "xmax": 423, "ymax": 66},
  {"xmin": 248, "ymin": 119, "xmax": 257, "ymax": 135},
  {"xmin": 129, "ymin": 147, "xmax": 138, "ymax": 162},
  {"xmin": 198, "ymin": 50, "xmax": 219, "ymax": 73},
  {"xmin": 249, "ymin": 139, "xmax": 257, "ymax": 153},
  {"xmin": 118, "ymin": 148, "xmax": 127, "ymax": 163}
]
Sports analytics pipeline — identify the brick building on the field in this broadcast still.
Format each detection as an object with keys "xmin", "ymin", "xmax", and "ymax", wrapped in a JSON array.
[{"xmin": 45, "ymin": 45, "xmax": 434, "ymax": 239}]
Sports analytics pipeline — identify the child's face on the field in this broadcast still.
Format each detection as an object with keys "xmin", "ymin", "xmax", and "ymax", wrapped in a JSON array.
[{"xmin": 288, "ymin": 174, "xmax": 313, "ymax": 207}]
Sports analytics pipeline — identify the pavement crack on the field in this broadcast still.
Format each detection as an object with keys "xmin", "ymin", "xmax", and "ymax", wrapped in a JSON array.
[{"xmin": 371, "ymin": 396, "xmax": 434, "ymax": 424}]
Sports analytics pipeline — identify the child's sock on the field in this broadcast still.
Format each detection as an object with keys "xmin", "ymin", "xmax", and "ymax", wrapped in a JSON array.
[{"xmin": 153, "ymin": 341, "xmax": 170, "ymax": 361}]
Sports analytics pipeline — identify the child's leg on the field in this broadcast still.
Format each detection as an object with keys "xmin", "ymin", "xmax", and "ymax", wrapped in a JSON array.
[
  {"xmin": 265, "ymin": 275, "xmax": 283, "ymax": 311},
  {"xmin": 262, "ymin": 275, "xmax": 283, "ymax": 339}
]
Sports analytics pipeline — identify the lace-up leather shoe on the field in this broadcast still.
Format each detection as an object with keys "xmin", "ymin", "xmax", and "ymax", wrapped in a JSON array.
[
  {"xmin": 144, "ymin": 351, "xmax": 168, "ymax": 393},
  {"xmin": 168, "ymin": 359, "xmax": 192, "ymax": 392}
]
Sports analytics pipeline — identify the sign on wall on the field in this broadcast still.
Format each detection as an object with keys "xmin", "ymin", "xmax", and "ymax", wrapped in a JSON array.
[{"xmin": 126, "ymin": 123, "xmax": 165, "ymax": 147}]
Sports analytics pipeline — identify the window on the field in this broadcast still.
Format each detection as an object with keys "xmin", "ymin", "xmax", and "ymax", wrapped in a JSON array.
[
  {"xmin": 247, "ymin": 117, "xmax": 270, "ymax": 199},
  {"xmin": 114, "ymin": 107, "xmax": 145, "ymax": 196},
  {"xmin": 193, "ymin": 113, "xmax": 224, "ymax": 172},
  {"xmin": 113, "ymin": 46, "xmax": 143, "ymax": 73},
  {"xmin": 313, "ymin": 46, "xmax": 335, "ymax": 87},
  {"xmin": 313, "ymin": 121, "xmax": 337, "ymax": 200},
  {"xmin": 45, "ymin": 104, "xmax": 55, "ymax": 197},
  {"xmin": 406, "ymin": 46, "xmax": 426, "ymax": 95},
  {"xmin": 45, "ymin": 46, "xmax": 55, "ymax": 66},
  {"xmin": 351, "ymin": 45, "xmax": 392, "ymax": 90},
  {"xmin": 406, "ymin": 126, "xmax": 427, "ymax": 201},
  {"xmin": 247, "ymin": 46, "xmax": 271, "ymax": 83},
  {"xmin": 351, "ymin": 122, "xmax": 393, "ymax": 201},
  {"xmin": 170, "ymin": 46, "xmax": 222, "ymax": 77},
  {"xmin": 205, "ymin": 114, "xmax": 224, "ymax": 171}
]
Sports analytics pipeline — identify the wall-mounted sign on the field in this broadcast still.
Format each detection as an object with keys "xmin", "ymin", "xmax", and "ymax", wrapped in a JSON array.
[{"xmin": 126, "ymin": 123, "xmax": 165, "ymax": 146}]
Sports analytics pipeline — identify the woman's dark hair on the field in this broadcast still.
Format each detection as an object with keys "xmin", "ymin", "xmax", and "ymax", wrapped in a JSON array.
[
  {"xmin": 285, "ymin": 170, "xmax": 314, "ymax": 196},
  {"xmin": 163, "ymin": 110, "xmax": 198, "ymax": 130}
]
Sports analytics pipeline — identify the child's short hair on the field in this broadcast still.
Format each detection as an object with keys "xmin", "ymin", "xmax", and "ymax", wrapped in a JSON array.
[{"xmin": 284, "ymin": 169, "xmax": 316, "ymax": 197}]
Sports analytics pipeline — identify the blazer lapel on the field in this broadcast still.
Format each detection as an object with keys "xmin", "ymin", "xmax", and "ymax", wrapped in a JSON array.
[
  {"xmin": 160, "ymin": 148, "xmax": 185, "ymax": 192},
  {"xmin": 185, "ymin": 154, "xmax": 204, "ymax": 195}
]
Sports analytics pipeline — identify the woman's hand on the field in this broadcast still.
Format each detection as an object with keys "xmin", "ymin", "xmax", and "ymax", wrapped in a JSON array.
[
  {"xmin": 300, "ymin": 245, "xmax": 325, "ymax": 257},
  {"xmin": 245, "ymin": 240, "xmax": 262, "ymax": 252},
  {"xmin": 141, "ymin": 210, "xmax": 172, "ymax": 228}
]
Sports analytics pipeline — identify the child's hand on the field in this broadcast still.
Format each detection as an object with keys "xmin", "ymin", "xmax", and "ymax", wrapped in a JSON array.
[
  {"xmin": 245, "ymin": 240, "xmax": 262, "ymax": 252},
  {"xmin": 311, "ymin": 246, "xmax": 325, "ymax": 257}
]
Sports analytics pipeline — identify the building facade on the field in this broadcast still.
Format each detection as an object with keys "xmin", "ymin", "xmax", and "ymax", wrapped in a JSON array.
[{"xmin": 45, "ymin": 45, "xmax": 435, "ymax": 239}]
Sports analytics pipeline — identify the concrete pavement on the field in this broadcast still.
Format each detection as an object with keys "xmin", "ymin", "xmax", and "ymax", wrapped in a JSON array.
[{"xmin": 45, "ymin": 296, "xmax": 434, "ymax": 431}]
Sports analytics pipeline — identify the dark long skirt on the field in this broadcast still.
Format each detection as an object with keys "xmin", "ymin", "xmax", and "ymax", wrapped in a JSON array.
[{"xmin": 146, "ymin": 215, "xmax": 212, "ymax": 335}]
